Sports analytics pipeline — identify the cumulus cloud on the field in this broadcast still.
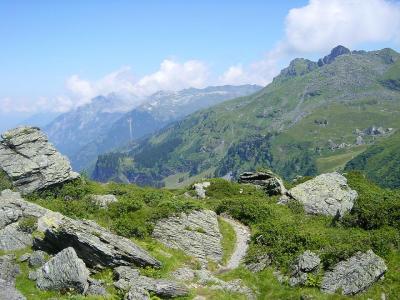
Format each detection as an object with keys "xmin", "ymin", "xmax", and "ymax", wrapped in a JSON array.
[
  {"xmin": 284, "ymin": 0, "xmax": 400, "ymax": 53},
  {"xmin": 220, "ymin": 0, "xmax": 400, "ymax": 85}
]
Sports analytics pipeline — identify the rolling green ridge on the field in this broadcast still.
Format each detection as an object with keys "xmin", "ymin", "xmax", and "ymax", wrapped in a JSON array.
[
  {"xmin": 92, "ymin": 47, "xmax": 400, "ymax": 188},
  {"xmin": 345, "ymin": 129, "xmax": 400, "ymax": 188}
]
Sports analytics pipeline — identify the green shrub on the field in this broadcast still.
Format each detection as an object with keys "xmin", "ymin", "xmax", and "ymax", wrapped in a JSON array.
[
  {"xmin": 18, "ymin": 216, "xmax": 38, "ymax": 233},
  {"xmin": 0, "ymin": 170, "xmax": 12, "ymax": 191}
]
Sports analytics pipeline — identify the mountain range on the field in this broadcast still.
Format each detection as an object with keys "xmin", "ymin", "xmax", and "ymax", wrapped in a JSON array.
[
  {"xmin": 91, "ymin": 46, "xmax": 400, "ymax": 188},
  {"xmin": 44, "ymin": 85, "xmax": 261, "ymax": 171}
]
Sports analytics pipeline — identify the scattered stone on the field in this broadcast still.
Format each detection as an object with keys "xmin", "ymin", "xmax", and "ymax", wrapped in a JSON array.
[
  {"xmin": 86, "ymin": 278, "xmax": 107, "ymax": 296},
  {"xmin": 0, "ymin": 255, "xmax": 26, "ymax": 300},
  {"xmin": 19, "ymin": 253, "xmax": 31, "ymax": 262},
  {"xmin": 355, "ymin": 135, "xmax": 364, "ymax": 145},
  {"xmin": 321, "ymin": 250, "xmax": 387, "ymax": 295},
  {"xmin": 196, "ymin": 269, "xmax": 255, "ymax": 300},
  {"xmin": 153, "ymin": 210, "xmax": 222, "ymax": 264},
  {"xmin": 90, "ymin": 194, "xmax": 118, "ymax": 208},
  {"xmin": 273, "ymin": 270, "xmax": 289, "ymax": 284},
  {"xmin": 34, "ymin": 247, "xmax": 90, "ymax": 293},
  {"xmin": 125, "ymin": 286, "xmax": 150, "ymax": 300},
  {"xmin": 0, "ymin": 126, "xmax": 79, "ymax": 194},
  {"xmin": 114, "ymin": 266, "xmax": 189, "ymax": 298},
  {"xmin": 193, "ymin": 182, "xmax": 211, "ymax": 199},
  {"xmin": 279, "ymin": 172, "xmax": 357, "ymax": 216},
  {"xmin": 28, "ymin": 250, "xmax": 47, "ymax": 268},
  {"xmin": 289, "ymin": 251, "xmax": 320, "ymax": 287},
  {"xmin": 239, "ymin": 170, "xmax": 286, "ymax": 196},
  {"xmin": 245, "ymin": 254, "xmax": 271, "ymax": 273},
  {"xmin": 171, "ymin": 267, "xmax": 195, "ymax": 282}
]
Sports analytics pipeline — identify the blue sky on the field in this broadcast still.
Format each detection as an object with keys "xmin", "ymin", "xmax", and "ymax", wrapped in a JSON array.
[{"xmin": 0, "ymin": 0, "xmax": 400, "ymax": 130}]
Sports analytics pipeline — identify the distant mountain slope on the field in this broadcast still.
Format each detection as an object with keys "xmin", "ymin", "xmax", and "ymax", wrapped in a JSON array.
[
  {"xmin": 92, "ymin": 46, "xmax": 400, "ymax": 187},
  {"xmin": 345, "ymin": 129, "xmax": 400, "ymax": 188},
  {"xmin": 44, "ymin": 94, "xmax": 136, "ymax": 167},
  {"xmin": 70, "ymin": 85, "xmax": 261, "ymax": 171}
]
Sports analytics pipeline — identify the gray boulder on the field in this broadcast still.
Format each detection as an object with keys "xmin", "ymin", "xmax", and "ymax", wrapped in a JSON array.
[
  {"xmin": 86, "ymin": 278, "xmax": 107, "ymax": 296},
  {"xmin": 125, "ymin": 286, "xmax": 150, "ymax": 300},
  {"xmin": 0, "ymin": 189, "xmax": 160, "ymax": 269},
  {"xmin": 245, "ymin": 254, "xmax": 271, "ymax": 273},
  {"xmin": 321, "ymin": 250, "xmax": 387, "ymax": 295},
  {"xmin": 152, "ymin": 210, "xmax": 222, "ymax": 263},
  {"xmin": 0, "ymin": 255, "xmax": 26, "ymax": 300},
  {"xmin": 28, "ymin": 250, "xmax": 47, "ymax": 268},
  {"xmin": 90, "ymin": 194, "xmax": 118, "ymax": 208},
  {"xmin": 193, "ymin": 182, "xmax": 211, "ymax": 199},
  {"xmin": 0, "ymin": 222, "xmax": 33, "ymax": 251},
  {"xmin": 0, "ymin": 126, "xmax": 79, "ymax": 194},
  {"xmin": 34, "ymin": 247, "xmax": 90, "ymax": 293},
  {"xmin": 289, "ymin": 251, "xmax": 321, "ymax": 286},
  {"xmin": 239, "ymin": 170, "xmax": 286, "ymax": 196},
  {"xmin": 280, "ymin": 172, "xmax": 357, "ymax": 216},
  {"xmin": 114, "ymin": 266, "xmax": 189, "ymax": 298},
  {"xmin": 35, "ymin": 217, "xmax": 161, "ymax": 269}
]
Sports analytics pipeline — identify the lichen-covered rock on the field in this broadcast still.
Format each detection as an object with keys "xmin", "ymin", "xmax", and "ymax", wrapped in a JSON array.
[
  {"xmin": 90, "ymin": 194, "xmax": 118, "ymax": 208},
  {"xmin": 34, "ymin": 247, "xmax": 90, "ymax": 293},
  {"xmin": 114, "ymin": 266, "xmax": 188, "ymax": 298},
  {"xmin": 0, "ymin": 222, "xmax": 33, "ymax": 250},
  {"xmin": 196, "ymin": 269, "xmax": 255, "ymax": 300},
  {"xmin": 193, "ymin": 182, "xmax": 211, "ymax": 199},
  {"xmin": 0, "ymin": 255, "xmax": 26, "ymax": 300},
  {"xmin": 239, "ymin": 170, "xmax": 286, "ymax": 196},
  {"xmin": 125, "ymin": 286, "xmax": 150, "ymax": 300},
  {"xmin": 0, "ymin": 126, "xmax": 79, "ymax": 194},
  {"xmin": 0, "ymin": 189, "xmax": 160, "ymax": 269},
  {"xmin": 321, "ymin": 250, "xmax": 387, "ymax": 295},
  {"xmin": 280, "ymin": 172, "xmax": 357, "ymax": 216},
  {"xmin": 152, "ymin": 210, "xmax": 222, "ymax": 263},
  {"xmin": 289, "ymin": 251, "xmax": 321, "ymax": 287},
  {"xmin": 86, "ymin": 278, "xmax": 107, "ymax": 296},
  {"xmin": 29, "ymin": 250, "xmax": 47, "ymax": 268},
  {"xmin": 171, "ymin": 267, "xmax": 196, "ymax": 282},
  {"xmin": 245, "ymin": 254, "xmax": 271, "ymax": 273}
]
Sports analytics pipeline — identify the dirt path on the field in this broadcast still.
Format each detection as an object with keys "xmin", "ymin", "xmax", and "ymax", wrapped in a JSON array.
[{"xmin": 220, "ymin": 215, "xmax": 251, "ymax": 270}]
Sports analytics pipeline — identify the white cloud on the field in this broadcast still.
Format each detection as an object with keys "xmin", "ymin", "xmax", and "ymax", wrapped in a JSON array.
[
  {"xmin": 284, "ymin": 0, "xmax": 400, "ymax": 53},
  {"xmin": 220, "ymin": 0, "xmax": 400, "ymax": 86}
]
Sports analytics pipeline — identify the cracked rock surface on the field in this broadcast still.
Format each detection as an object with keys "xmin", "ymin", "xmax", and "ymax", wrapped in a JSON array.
[{"xmin": 0, "ymin": 126, "xmax": 79, "ymax": 194}]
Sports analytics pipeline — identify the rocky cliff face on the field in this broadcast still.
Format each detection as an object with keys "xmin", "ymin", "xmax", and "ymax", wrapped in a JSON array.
[{"xmin": 0, "ymin": 127, "xmax": 79, "ymax": 194}]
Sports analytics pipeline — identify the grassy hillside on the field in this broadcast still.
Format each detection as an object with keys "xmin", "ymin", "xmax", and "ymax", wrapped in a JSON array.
[
  {"xmin": 5, "ymin": 172, "xmax": 400, "ymax": 299},
  {"xmin": 345, "ymin": 130, "xmax": 400, "ymax": 188},
  {"xmin": 92, "ymin": 47, "xmax": 400, "ymax": 187}
]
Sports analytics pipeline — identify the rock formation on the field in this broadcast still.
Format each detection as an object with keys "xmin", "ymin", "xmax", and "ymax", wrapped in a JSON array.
[
  {"xmin": 321, "ymin": 250, "xmax": 387, "ymax": 295},
  {"xmin": 0, "ymin": 255, "xmax": 26, "ymax": 300},
  {"xmin": 32, "ymin": 247, "xmax": 90, "ymax": 293},
  {"xmin": 239, "ymin": 170, "xmax": 286, "ymax": 196},
  {"xmin": 0, "ymin": 189, "xmax": 160, "ymax": 268},
  {"xmin": 90, "ymin": 194, "xmax": 118, "ymax": 208},
  {"xmin": 289, "ymin": 251, "xmax": 321, "ymax": 286},
  {"xmin": 279, "ymin": 172, "xmax": 357, "ymax": 216},
  {"xmin": 193, "ymin": 182, "xmax": 211, "ymax": 199},
  {"xmin": 114, "ymin": 266, "xmax": 188, "ymax": 298},
  {"xmin": 153, "ymin": 210, "xmax": 222, "ymax": 263},
  {"xmin": 0, "ymin": 126, "xmax": 79, "ymax": 194}
]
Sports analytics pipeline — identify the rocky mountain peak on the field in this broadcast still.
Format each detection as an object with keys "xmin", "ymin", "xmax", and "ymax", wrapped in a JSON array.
[{"xmin": 318, "ymin": 45, "xmax": 351, "ymax": 66}]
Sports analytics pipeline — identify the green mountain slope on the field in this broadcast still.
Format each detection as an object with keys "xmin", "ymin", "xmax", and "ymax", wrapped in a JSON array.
[
  {"xmin": 92, "ymin": 46, "xmax": 400, "ymax": 187},
  {"xmin": 345, "ymin": 129, "xmax": 400, "ymax": 188}
]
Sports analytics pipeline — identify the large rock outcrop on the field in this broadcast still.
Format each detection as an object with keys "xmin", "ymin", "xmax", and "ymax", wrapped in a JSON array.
[
  {"xmin": 0, "ymin": 189, "xmax": 160, "ymax": 268},
  {"xmin": 32, "ymin": 247, "xmax": 90, "ymax": 293},
  {"xmin": 239, "ymin": 170, "xmax": 286, "ymax": 196},
  {"xmin": 0, "ymin": 255, "xmax": 26, "ymax": 300},
  {"xmin": 279, "ymin": 172, "xmax": 357, "ymax": 216},
  {"xmin": 152, "ymin": 210, "xmax": 222, "ymax": 263},
  {"xmin": 114, "ymin": 266, "xmax": 189, "ymax": 298},
  {"xmin": 320, "ymin": 250, "xmax": 387, "ymax": 295},
  {"xmin": 0, "ymin": 126, "xmax": 79, "ymax": 194}
]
